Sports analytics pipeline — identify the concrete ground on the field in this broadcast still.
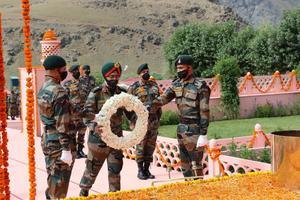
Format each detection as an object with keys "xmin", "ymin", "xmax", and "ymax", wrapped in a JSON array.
[{"xmin": 7, "ymin": 119, "xmax": 183, "ymax": 199}]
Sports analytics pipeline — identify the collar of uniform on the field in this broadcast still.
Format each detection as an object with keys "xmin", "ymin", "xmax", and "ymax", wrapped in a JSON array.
[
  {"xmin": 139, "ymin": 79, "xmax": 150, "ymax": 86},
  {"xmin": 180, "ymin": 76, "xmax": 195, "ymax": 85},
  {"xmin": 102, "ymin": 83, "xmax": 121, "ymax": 95},
  {"xmin": 45, "ymin": 75, "xmax": 60, "ymax": 84}
]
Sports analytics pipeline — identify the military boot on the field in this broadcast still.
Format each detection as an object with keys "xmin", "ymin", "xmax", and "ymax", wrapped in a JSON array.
[
  {"xmin": 79, "ymin": 189, "xmax": 89, "ymax": 197},
  {"xmin": 76, "ymin": 144, "xmax": 87, "ymax": 159},
  {"xmin": 137, "ymin": 162, "xmax": 147, "ymax": 180},
  {"xmin": 144, "ymin": 162, "xmax": 155, "ymax": 179}
]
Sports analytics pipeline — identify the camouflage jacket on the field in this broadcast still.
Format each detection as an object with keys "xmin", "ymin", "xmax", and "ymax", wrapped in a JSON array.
[
  {"xmin": 83, "ymin": 83, "xmax": 130, "ymax": 139},
  {"xmin": 128, "ymin": 79, "xmax": 162, "ymax": 115},
  {"xmin": 79, "ymin": 75, "xmax": 96, "ymax": 99},
  {"xmin": 160, "ymin": 76, "xmax": 211, "ymax": 135},
  {"xmin": 37, "ymin": 76, "xmax": 72, "ymax": 150},
  {"xmin": 63, "ymin": 78, "xmax": 86, "ymax": 121}
]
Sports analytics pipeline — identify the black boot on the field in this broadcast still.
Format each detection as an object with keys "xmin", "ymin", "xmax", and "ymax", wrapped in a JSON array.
[
  {"xmin": 79, "ymin": 189, "xmax": 89, "ymax": 197},
  {"xmin": 76, "ymin": 144, "xmax": 87, "ymax": 159},
  {"xmin": 137, "ymin": 162, "xmax": 147, "ymax": 180},
  {"xmin": 144, "ymin": 162, "xmax": 155, "ymax": 179}
]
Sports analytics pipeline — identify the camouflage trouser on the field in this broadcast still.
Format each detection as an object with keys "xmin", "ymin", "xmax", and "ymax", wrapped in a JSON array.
[
  {"xmin": 72, "ymin": 120, "xmax": 87, "ymax": 146},
  {"xmin": 177, "ymin": 123, "xmax": 204, "ymax": 177},
  {"xmin": 41, "ymin": 133, "xmax": 76, "ymax": 199},
  {"xmin": 79, "ymin": 132, "xmax": 123, "ymax": 192},
  {"xmin": 136, "ymin": 114, "xmax": 160, "ymax": 163},
  {"xmin": 10, "ymin": 103, "xmax": 18, "ymax": 118},
  {"xmin": 135, "ymin": 129, "xmax": 158, "ymax": 163}
]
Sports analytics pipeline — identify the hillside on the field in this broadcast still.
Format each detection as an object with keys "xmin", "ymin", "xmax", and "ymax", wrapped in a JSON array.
[{"xmin": 0, "ymin": 0, "xmax": 242, "ymax": 83}]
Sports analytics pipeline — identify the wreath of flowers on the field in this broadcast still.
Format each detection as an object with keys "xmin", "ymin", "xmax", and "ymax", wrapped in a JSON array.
[{"xmin": 96, "ymin": 92, "xmax": 149, "ymax": 149}]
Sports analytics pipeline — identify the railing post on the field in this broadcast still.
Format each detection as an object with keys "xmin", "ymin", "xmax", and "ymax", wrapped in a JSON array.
[{"xmin": 208, "ymin": 139, "xmax": 220, "ymax": 178}]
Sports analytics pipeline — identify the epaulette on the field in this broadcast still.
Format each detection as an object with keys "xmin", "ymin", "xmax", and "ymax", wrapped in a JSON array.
[
  {"xmin": 194, "ymin": 78, "xmax": 206, "ymax": 90},
  {"xmin": 92, "ymin": 86, "xmax": 102, "ymax": 93}
]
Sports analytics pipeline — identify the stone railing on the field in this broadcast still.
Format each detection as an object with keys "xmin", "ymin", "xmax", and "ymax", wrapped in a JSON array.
[{"xmin": 123, "ymin": 132, "xmax": 271, "ymax": 177}]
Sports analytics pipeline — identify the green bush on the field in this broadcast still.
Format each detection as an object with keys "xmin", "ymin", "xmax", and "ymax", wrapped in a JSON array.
[
  {"xmin": 227, "ymin": 139, "xmax": 238, "ymax": 157},
  {"xmin": 93, "ymin": 72, "xmax": 105, "ymax": 86},
  {"xmin": 213, "ymin": 57, "xmax": 240, "ymax": 119},
  {"xmin": 258, "ymin": 148, "xmax": 271, "ymax": 163},
  {"xmin": 240, "ymin": 145, "xmax": 257, "ymax": 160},
  {"xmin": 254, "ymin": 103, "xmax": 274, "ymax": 118},
  {"xmin": 160, "ymin": 111, "xmax": 179, "ymax": 126}
]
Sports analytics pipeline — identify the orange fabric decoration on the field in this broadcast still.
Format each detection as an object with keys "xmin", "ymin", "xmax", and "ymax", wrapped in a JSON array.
[{"xmin": 205, "ymin": 145, "xmax": 227, "ymax": 177}]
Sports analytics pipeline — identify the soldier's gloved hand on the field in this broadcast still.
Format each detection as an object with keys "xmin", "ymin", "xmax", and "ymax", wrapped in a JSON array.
[
  {"xmin": 196, "ymin": 135, "xmax": 208, "ymax": 148},
  {"xmin": 60, "ymin": 150, "xmax": 73, "ymax": 166}
]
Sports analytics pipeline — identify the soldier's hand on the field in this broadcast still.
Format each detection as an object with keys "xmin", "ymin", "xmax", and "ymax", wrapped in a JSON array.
[
  {"xmin": 129, "ymin": 122, "xmax": 135, "ymax": 130},
  {"xmin": 95, "ymin": 125, "xmax": 104, "ymax": 135},
  {"xmin": 60, "ymin": 150, "xmax": 73, "ymax": 166}
]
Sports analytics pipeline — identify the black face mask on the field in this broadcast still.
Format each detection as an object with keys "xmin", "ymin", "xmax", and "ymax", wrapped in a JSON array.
[
  {"xmin": 177, "ymin": 70, "xmax": 188, "ymax": 79},
  {"xmin": 72, "ymin": 71, "xmax": 80, "ymax": 79},
  {"xmin": 142, "ymin": 73, "xmax": 150, "ymax": 81},
  {"xmin": 107, "ymin": 80, "xmax": 118, "ymax": 90},
  {"xmin": 85, "ymin": 70, "xmax": 90, "ymax": 76},
  {"xmin": 60, "ymin": 71, "xmax": 68, "ymax": 81}
]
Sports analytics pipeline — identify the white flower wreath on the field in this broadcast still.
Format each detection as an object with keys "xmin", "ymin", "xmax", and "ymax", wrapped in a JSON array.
[{"xmin": 95, "ymin": 92, "xmax": 149, "ymax": 149}]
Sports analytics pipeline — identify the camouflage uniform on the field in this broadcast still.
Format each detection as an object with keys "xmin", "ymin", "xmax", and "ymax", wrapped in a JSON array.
[
  {"xmin": 128, "ymin": 79, "xmax": 162, "ymax": 179},
  {"xmin": 63, "ymin": 78, "xmax": 87, "ymax": 158},
  {"xmin": 38, "ymin": 76, "xmax": 76, "ymax": 199},
  {"xmin": 9, "ymin": 88, "xmax": 19, "ymax": 120},
  {"xmin": 79, "ymin": 84, "xmax": 129, "ymax": 195},
  {"xmin": 80, "ymin": 75, "xmax": 96, "ymax": 99},
  {"xmin": 160, "ymin": 76, "xmax": 210, "ymax": 177}
]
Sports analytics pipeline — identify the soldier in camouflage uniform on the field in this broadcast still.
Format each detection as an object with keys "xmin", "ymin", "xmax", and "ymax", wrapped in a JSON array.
[
  {"xmin": 128, "ymin": 63, "xmax": 162, "ymax": 180},
  {"xmin": 9, "ymin": 87, "xmax": 19, "ymax": 120},
  {"xmin": 159, "ymin": 55, "xmax": 211, "ymax": 178},
  {"xmin": 79, "ymin": 62, "xmax": 131, "ymax": 196},
  {"xmin": 79, "ymin": 64, "xmax": 96, "ymax": 99},
  {"xmin": 63, "ymin": 64, "xmax": 88, "ymax": 159},
  {"xmin": 37, "ymin": 55, "xmax": 75, "ymax": 199}
]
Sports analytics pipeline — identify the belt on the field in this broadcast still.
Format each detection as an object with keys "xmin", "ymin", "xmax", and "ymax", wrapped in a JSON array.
[{"xmin": 179, "ymin": 118, "xmax": 199, "ymax": 124}]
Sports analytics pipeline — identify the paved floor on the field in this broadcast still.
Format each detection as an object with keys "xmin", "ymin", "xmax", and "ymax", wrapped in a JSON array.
[{"xmin": 7, "ymin": 119, "xmax": 183, "ymax": 199}]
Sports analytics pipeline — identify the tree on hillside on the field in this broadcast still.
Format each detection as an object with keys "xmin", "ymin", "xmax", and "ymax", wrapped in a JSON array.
[
  {"xmin": 164, "ymin": 21, "xmax": 237, "ymax": 78},
  {"xmin": 276, "ymin": 8, "xmax": 300, "ymax": 70}
]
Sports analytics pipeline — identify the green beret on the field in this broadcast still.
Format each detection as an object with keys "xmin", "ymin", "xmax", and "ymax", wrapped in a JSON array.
[
  {"xmin": 82, "ymin": 64, "xmax": 90, "ymax": 70},
  {"xmin": 101, "ymin": 62, "xmax": 122, "ymax": 77},
  {"xmin": 43, "ymin": 55, "xmax": 66, "ymax": 70},
  {"xmin": 137, "ymin": 63, "xmax": 149, "ymax": 74},
  {"xmin": 175, "ymin": 55, "xmax": 193, "ymax": 67},
  {"xmin": 69, "ymin": 64, "xmax": 80, "ymax": 72}
]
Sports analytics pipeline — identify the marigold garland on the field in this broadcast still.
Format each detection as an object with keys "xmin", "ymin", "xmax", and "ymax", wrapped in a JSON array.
[
  {"xmin": 0, "ymin": 13, "xmax": 11, "ymax": 199},
  {"xmin": 65, "ymin": 172, "xmax": 300, "ymax": 200},
  {"xmin": 21, "ymin": 0, "xmax": 36, "ymax": 199}
]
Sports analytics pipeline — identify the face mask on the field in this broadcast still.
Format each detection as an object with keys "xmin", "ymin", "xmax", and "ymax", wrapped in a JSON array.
[
  {"xmin": 85, "ymin": 70, "xmax": 90, "ymax": 76},
  {"xmin": 72, "ymin": 71, "xmax": 80, "ymax": 79},
  {"xmin": 60, "ymin": 71, "xmax": 68, "ymax": 81},
  {"xmin": 107, "ymin": 80, "xmax": 118, "ymax": 89},
  {"xmin": 177, "ymin": 70, "xmax": 188, "ymax": 79},
  {"xmin": 142, "ymin": 73, "xmax": 150, "ymax": 81}
]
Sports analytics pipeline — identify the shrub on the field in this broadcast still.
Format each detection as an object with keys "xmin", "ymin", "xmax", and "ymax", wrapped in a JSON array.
[
  {"xmin": 239, "ymin": 145, "xmax": 257, "ymax": 161},
  {"xmin": 254, "ymin": 103, "xmax": 274, "ymax": 118},
  {"xmin": 258, "ymin": 148, "xmax": 271, "ymax": 163},
  {"xmin": 213, "ymin": 57, "xmax": 240, "ymax": 119},
  {"xmin": 160, "ymin": 111, "xmax": 179, "ymax": 126}
]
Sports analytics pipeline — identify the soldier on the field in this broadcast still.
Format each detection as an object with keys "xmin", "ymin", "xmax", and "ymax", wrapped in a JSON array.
[
  {"xmin": 37, "ymin": 55, "xmax": 75, "ymax": 199},
  {"xmin": 79, "ymin": 64, "xmax": 96, "ymax": 99},
  {"xmin": 9, "ymin": 87, "xmax": 19, "ymax": 120},
  {"xmin": 63, "ymin": 64, "xmax": 87, "ymax": 159},
  {"xmin": 79, "ymin": 62, "xmax": 131, "ymax": 196},
  {"xmin": 128, "ymin": 63, "xmax": 162, "ymax": 180},
  {"xmin": 159, "ymin": 55, "xmax": 211, "ymax": 178}
]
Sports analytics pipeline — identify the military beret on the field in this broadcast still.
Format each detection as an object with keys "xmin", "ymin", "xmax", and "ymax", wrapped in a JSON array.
[
  {"xmin": 175, "ymin": 55, "xmax": 193, "ymax": 66},
  {"xmin": 43, "ymin": 55, "xmax": 66, "ymax": 70},
  {"xmin": 137, "ymin": 63, "xmax": 149, "ymax": 74},
  {"xmin": 69, "ymin": 64, "xmax": 80, "ymax": 72},
  {"xmin": 82, "ymin": 64, "xmax": 90, "ymax": 70},
  {"xmin": 101, "ymin": 62, "xmax": 122, "ymax": 77}
]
